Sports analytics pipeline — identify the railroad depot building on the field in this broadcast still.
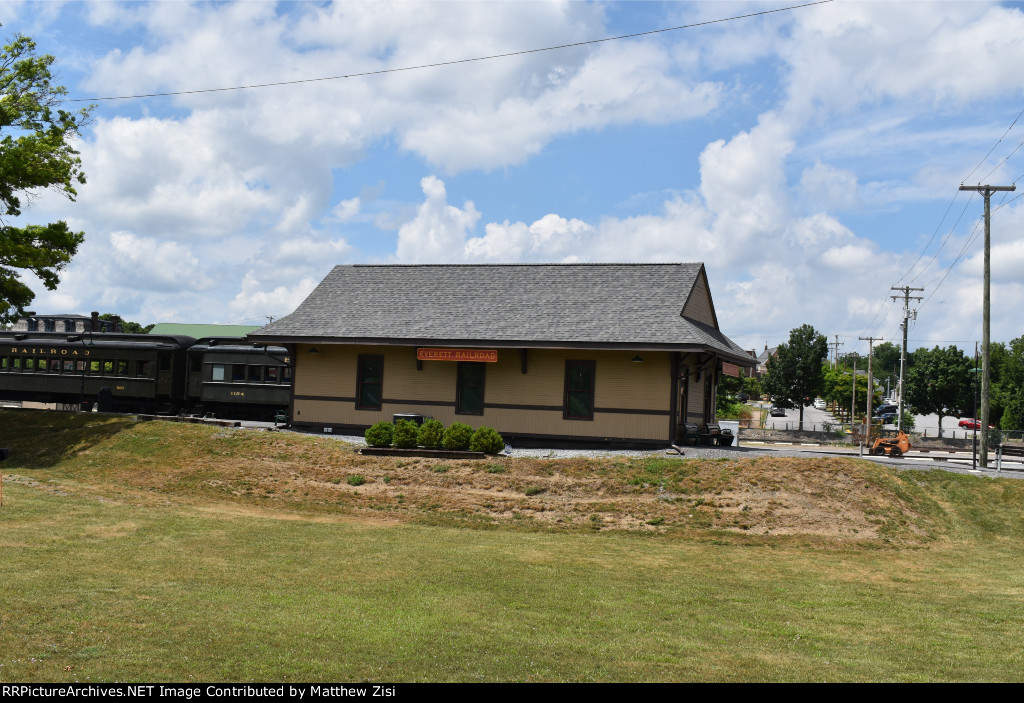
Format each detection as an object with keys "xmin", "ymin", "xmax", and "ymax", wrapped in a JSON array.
[{"xmin": 250, "ymin": 263, "xmax": 753, "ymax": 446}]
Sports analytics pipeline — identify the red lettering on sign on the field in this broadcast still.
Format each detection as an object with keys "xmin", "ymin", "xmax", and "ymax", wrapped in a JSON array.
[{"xmin": 416, "ymin": 348, "xmax": 498, "ymax": 363}]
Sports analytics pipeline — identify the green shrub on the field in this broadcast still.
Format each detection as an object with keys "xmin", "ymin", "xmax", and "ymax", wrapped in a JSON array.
[
  {"xmin": 442, "ymin": 422, "xmax": 474, "ymax": 451},
  {"xmin": 901, "ymin": 411, "xmax": 916, "ymax": 432},
  {"xmin": 524, "ymin": 485, "xmax": 544, "ymax": 496},
  {"xmin": 393, "ymin": 419, "xmax": 419, "ymax": 449},
  {"xmin": 347, "ymin": 474, "xmax": 366, "ymax": 486},
  {"xmin": 469, "ymin": 426, "xmax": 504, "ymax": 454},
  {"xmin": 418, "ymin": 419, "xmax": 445, "ymax": 449},
  {"xmin": 365, "ymin": 421, "xmax": 394, "ymax": 448}
]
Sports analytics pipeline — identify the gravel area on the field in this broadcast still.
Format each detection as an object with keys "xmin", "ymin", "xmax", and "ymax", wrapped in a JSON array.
[
  {"xmin": 507, "ymin": 444, "xmax": 774, "ymax": 460},
  {"xmin": 274, "ymin": 426, "xmax": 792, "ymax": 460}
]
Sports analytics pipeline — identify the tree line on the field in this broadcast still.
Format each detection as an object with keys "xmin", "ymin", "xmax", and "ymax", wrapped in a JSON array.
[{"xmin": 757, "ymin": 325, "xmax": 1024, "ymax": 434}]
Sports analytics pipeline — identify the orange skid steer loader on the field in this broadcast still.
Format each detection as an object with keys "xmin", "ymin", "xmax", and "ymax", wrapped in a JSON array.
[{"xmin": 872, "ymin": 430, "xmax": 911, "ymax": 458}]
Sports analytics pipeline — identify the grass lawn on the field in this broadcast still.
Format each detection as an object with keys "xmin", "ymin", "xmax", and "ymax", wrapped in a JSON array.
[{"xmin": 1, "ymin": 410, "xmax": 1023, "ymax": 682}]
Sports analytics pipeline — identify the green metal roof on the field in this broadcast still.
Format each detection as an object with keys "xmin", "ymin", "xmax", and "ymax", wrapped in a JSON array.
[{"xmin": 148, "ymin": 323, "xmax": 260, "ymax": 339}]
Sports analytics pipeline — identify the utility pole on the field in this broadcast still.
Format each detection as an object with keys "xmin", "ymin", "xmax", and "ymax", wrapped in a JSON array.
[
  {"xmin": 890, "ymin": 286, "xmax": 923, "ymax": 433},
  {"xmin": 973, "ymin": 342, "xmax": 979, "ymax": 472},
  {"xmin": 849, "ymin": 351, "xmax": 858, "ymax": 445},
  {"xmin": 959, "ymin": 183, "xmax": 1015, "ymax": 467},
  {"xmin": 829, "ymin": 335, "xmax": 843, "ymax": 369},
  {"xmin": 860, "ymin": 336, "xmax": 882, "ymax": 452}
]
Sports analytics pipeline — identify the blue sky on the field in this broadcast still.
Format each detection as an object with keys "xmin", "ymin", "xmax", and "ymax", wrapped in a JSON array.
[{"xmin": 6, "ymin": 0, "xmax": 1024, "ymax": 357}]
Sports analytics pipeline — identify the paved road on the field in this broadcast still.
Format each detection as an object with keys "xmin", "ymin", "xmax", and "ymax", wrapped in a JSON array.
[
  {"xmin": 752, "ymin": 401, "xmax": 992, "ymax": 439},
  {"xmin": 757, "ymin": 401, "xmax": 834, "ymax": 430},
  {"xmin": 743, "ymin": 441, "xmax": 1024, "ymax": 479}
]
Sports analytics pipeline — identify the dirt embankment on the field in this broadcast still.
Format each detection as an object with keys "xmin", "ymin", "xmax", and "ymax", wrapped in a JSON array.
[{"xmin": 0, "ymin": 414, "xmax": 945, "ymax": 543}]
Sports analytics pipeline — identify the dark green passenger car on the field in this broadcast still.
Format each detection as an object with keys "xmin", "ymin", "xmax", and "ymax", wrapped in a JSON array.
[{"xmin": 0, "ymin": 332, "xmax": 193, "ymax": 413}]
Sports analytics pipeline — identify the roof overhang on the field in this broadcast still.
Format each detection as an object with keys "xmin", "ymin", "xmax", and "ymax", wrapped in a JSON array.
[{"xmin": 246, "ymin": 334, "xmax": 758, "ymax": 367}]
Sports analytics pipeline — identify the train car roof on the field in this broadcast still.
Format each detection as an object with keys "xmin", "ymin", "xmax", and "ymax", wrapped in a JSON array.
[
  {"xmin": 191, "ymin": 337, "xmax": 289, "ymax": 354},
  {"xmin": 1, "ymin": 331, "xmax": 197, "ymax": 349}
]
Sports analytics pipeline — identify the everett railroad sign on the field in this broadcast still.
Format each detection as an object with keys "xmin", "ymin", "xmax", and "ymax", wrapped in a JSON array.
[{"xmin": 416, "ymin": 348, "xmax": 498, "ymax": 362}]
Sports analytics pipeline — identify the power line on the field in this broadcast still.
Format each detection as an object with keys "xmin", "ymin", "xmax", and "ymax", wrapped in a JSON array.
[
  {"xmin": 918, "ymin": 188, "xmax": 1024, "ymax": 310},
  {"xmin": 978, "ymin": 135, "xmax": 1024, "ymax": 183},
  {"xmin": 919, "ymin": 218, "xmax": 983, "ymax": 307},
  {"xmin": 895, "ymin": 105, "xmax": 1024, "ymax": 288},
  {"xmin": 894, "ymin": 190, "xmax": 965, "ymax": 286},
  {"xmin": 907, "ymin": 339, "xmax": 979, "ymax": 344},
  {"xmin": 859, "ymin": 296, "xmax": 896, "ymax": 341},
  {"xmin": 65, "ymin": 0, "xmax": 834, "ymax": 103},
  {"xmin": 961, "ymin": 106, "xmax": 1024, "ymax": 183},
  {"xmin": 907, "ymin": 192, "xmax": 975, "ymax": 283}
]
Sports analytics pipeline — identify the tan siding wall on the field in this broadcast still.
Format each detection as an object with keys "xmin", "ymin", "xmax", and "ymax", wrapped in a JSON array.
[
  {"xmin": 682, "ymin": 273, "xmax": 716, "ymax": 327},
  {"xmin": 293, "ymin": 345, "xmax": 672, "ymax": 441}
]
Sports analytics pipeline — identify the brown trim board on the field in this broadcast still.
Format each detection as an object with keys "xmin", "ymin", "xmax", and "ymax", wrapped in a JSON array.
[{"xmin": 293, "ymin": 395, "xmax": 668, "ymax": 416}]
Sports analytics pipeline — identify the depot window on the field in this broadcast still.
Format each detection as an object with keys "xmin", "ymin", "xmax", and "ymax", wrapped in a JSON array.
[
  {"xmin": 356, "ymin": 355, "xmax": 383, "ymax": 411},
  {"xmin": 456, "ymin": 362, "xmax": 485, "ymax": 415},
  {"xmin": 563, "ymin": 360, "xmax": 596, "ymax": 421}
]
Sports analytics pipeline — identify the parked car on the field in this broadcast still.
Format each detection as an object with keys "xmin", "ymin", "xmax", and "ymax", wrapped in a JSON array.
[
  {"xmin": 770, "ymin": 405, "xmax": 786, "ymax": 417},
  {"xmin": 874, "ymin": 411, "xmax": 898, "ymax": 424},
  {"xmin": 957, "ymin": 418, "xmax": 995, "ymax": 430},
  {"xmin": 736, "ymin": 392, "xmax": 749, "ymax": 402},
  {"xmin": 813, "ymin": 398, "xmax": 826, "ymax": 410}
]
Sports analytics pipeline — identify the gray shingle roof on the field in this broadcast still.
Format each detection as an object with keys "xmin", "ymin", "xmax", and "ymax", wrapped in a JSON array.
[{"xmin": 250, "ymin": 264, "xmax": 752, "ymax": 363}]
